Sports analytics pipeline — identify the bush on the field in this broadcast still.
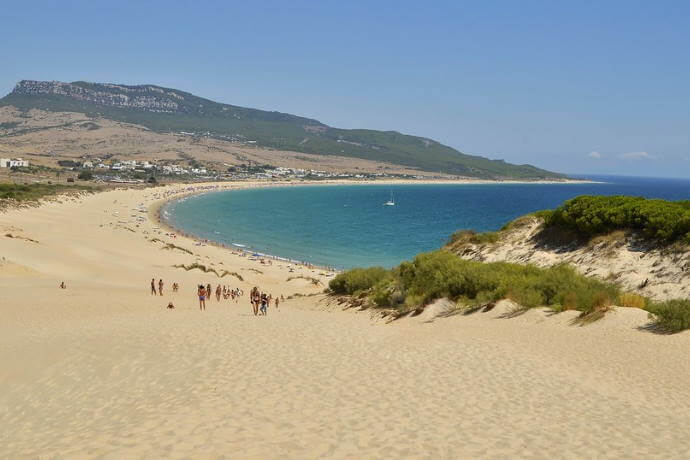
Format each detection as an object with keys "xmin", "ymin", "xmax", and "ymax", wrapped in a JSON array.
[
  {"xmin": 336, "ymin": 250, "xmax": 628, "ymax": 315},
  {"xmin": 647, "ymin": 299, "xmax": 690, "ymax": 333},
  {"xmin": 0, "ymin": 182, "xmax": 92, "ymax": 202},
  {"xmin": 328, "ymin": 267, "xmax": 389, "ymax": 295},
  {"xmin": 447, "ymin": 229, "xmax": 499, "ymax": 246},
  {"xmin": 77, "ymin": 170, "xmax": 93, "ymax": 180},
  {"xmin": 334, "ymin": 249, "xmax": 690, "ymax": 331},
  {"xmin": 544, "ymin": 195, "xmax": 690, "ymax": 244},
  {"xmin": 619, "ymin": 292, "xmax": 647, "ymax": 309}
]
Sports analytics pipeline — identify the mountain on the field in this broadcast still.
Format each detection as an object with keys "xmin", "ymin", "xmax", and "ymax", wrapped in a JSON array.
[{"xmin": 0, "ymin": 80, "xmax": 563, "ymax": 179}]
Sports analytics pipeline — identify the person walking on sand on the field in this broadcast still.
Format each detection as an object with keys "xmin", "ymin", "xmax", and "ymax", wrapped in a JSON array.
[
  {"xmin": 206, "ymin": 283, "xmax": 212, "ymax": 302},
  {"xmin": 260, "ymin": 293, "xmax": 268, "ymax": 316},
  {"xmin": 251, "ymin": 287, "xmax": 259, "ymax": 316},
  {"xmin": 151, "ymin": 278, "xmax": 157, "ymax": 295},
  {"xmin": 158, "ymin": 279, "xmax": 164, "ymax": 296},
  {"xmin": 216, "ymin": 284, "xmax": 221, "ymax": 302},
  {"xmin": 198, "ymin": 284, "xmax": 206, "ymax": 310},
  {"xmin": 275, "ymin": 296, "xmax": 279, "ymax": 310}
]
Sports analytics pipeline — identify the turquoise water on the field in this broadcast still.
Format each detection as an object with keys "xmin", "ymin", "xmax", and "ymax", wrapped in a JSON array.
[{"xmin": 163, "ymin": 175, "xmax": 690, "ymax": 269}]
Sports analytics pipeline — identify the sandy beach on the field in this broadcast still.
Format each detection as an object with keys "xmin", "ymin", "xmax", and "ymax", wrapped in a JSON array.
[{"xmin": 1, "ymin": 181, "xmax": 688, "ymax": 458}]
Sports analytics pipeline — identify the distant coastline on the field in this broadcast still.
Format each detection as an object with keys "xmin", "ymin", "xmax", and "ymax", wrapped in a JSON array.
[{"xmin": 153, "ymin": 177, "xmax": 598, "ymax": 270}]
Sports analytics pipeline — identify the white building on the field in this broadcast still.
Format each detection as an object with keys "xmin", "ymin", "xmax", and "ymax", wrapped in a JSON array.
[{"xmin": 0, "ymin": 158, "xmax": 29, "ymax": 168}]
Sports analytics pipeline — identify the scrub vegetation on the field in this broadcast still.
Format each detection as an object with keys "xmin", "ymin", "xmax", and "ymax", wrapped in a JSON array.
[
  {"xmin": 0, "ymin": 182, "xmax": 94, "ymax": 206},
  {"xmin": 329, "ymin": 250, "xmax": 690, "ymax": 332},
  {"xmin": 538, "ymin": 195, "xmax": 690, "ymax": 244}
]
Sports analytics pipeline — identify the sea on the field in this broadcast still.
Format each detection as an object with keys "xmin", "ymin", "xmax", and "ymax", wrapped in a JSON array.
[{"xmin": 162, "ymin": 175, "xmax": 690, "ymax": 270}]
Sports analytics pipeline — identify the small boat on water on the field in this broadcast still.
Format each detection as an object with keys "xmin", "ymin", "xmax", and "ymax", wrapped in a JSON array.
[{"xmin": 384, "ymin": 191, "xmax": 395, "ymax": 206}]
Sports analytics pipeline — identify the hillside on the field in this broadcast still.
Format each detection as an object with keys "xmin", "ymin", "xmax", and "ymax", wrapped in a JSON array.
[
  {"xmin": 0, "ymin": 80, "xmax": 563, "ymax": 179},
  {"xmin": 446, "ymin": 196, "xmax": 690, "ymax": 301}
]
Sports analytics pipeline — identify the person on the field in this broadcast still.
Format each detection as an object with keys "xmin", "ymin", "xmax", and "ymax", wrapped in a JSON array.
[
  {"xmin": 216, "ymin": 284, "xmax": 221, "ymax": 302},
  {"xmin": 251, "ymin": 287, "xmax": 259, "ymax": 316},
  {"xmin": 158, "ymin": 279, "xmax": 164, "ymax": 296},
  {"xmin": 167, "ymin": 301, "xmax": 175, "ymax": 309},
  {"xmin": 198, "ymin": 285, "xmax": 206, "ymax": 311},
  {"xmin": 275, "ymin": 296, "xmax": 279, "ymax": 310},
  {"xmin": 150, "ymin": 278, "xmax": 156, "ymax": 295},
  {"xmin": 206, "ymin": 283, "xmax": 212, "ymax": 302},
  {"xmin": 172, "ymin": 282, "xmax": 179, "ymax": 292},
  {"xmin": 260, "ymin": 293, "xmax": 268, "ymax": 316},
  {"xmin": 59, "ymin": 281, "xmax": 66, "ymax": 289}
]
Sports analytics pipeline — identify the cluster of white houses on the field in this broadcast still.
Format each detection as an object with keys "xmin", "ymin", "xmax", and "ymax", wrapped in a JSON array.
[
  {"xmin": 80, "ymin": 159, "xmax": 208, "ymax": 176},
  {"xmin": 0, "ymin": 158, "xmax": 29, "ymax": 168}
]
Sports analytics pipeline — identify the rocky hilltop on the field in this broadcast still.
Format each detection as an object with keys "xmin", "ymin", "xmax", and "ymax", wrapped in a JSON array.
[
  {"xmin": 13, "ymin": 80, "xmax": 183, "ymax": 113},
  {"xmin": 0, "ymin": 79, "xmax": 564, "ymax": 179}
]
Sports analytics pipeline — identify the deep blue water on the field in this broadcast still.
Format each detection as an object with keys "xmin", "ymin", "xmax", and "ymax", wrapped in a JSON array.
[{"xmin": 163, "ymin": 175, "xmax": 690, "ymax": 269}]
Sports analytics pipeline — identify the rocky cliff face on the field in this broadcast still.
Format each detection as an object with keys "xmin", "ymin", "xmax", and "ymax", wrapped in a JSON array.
[
  {"xmin": 12, "ymin": 80, "xmax": 183, "ymax": 113},
  {"xmin": 448, "ymin": 216, "xmax": 690, "ymax": 301}
]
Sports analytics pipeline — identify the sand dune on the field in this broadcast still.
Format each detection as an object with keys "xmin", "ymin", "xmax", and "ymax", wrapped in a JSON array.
[{"xmin": 1, "ymin": 183, "xmax": 689, "ymax": 458}]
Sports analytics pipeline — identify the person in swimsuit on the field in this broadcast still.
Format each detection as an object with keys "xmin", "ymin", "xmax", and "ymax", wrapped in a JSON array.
[
  {"xmin": 251, "ymin": 287, "xmax": 259, "ymax": 316},
  {"xmin": 198, "ymin": 285, "xmax": 206, "ymax": 310},
  {"xmin": 260, "ymin": 293, "xmax": 268, "ymax": 315}
]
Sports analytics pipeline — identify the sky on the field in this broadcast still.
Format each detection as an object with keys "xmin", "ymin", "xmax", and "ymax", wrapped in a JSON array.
[{"xmin": 1, "ymin": 0, "xmax": 689, "ymax": 178}]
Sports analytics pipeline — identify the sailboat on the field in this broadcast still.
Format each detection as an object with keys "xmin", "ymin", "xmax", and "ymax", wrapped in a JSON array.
[{"xmin": 384, "ymin": 191, "xmax": 395, "ymax": 206}]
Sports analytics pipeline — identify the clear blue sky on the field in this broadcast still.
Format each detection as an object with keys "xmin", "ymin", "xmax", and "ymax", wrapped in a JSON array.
[{"xmin": 2, "ymin": 0, "xmax": 689, "ymax": 177}]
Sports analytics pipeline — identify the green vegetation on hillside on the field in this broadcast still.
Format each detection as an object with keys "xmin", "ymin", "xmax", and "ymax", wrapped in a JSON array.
[
  {"xmin": 538, "ymin": 195, "xmax": 690, "ymax": 244},
  {"xmin": 0, "ymin": 81, "xmax": 563, "ymax": 179},
  {"xmin": 0, "ymin": 182, "xmax": 94, "ymax": 204},
  {"xmin": 329, "ymin": 250, "xmax": 690, "ymax": 332}
]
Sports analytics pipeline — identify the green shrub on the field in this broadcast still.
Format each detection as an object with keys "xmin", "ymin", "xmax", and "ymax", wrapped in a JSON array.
[
  {"xmin": 647, "ymin": 299, "xmax": 690, "ymax": 333},
  {"xmin": 335, "ymin": 250, "xmax": 631, "ymax": 318},
  {"xmin": 328, "ymin": 267, "xmax": 389, "ymax": 295},
  {"xmin": 447, "ymin": 229, "xmax": 499, "ymax": 246},
  {"xmin": 544, "ymin": 195, "xmax": 690, "ymax": 244},
  {"xmin": 77, "ymin": 170, "xmax": 93, "ymax": 180},
  {"xmin": 0, "ymin": 182, "xmax": 93, "ymax": 202}
]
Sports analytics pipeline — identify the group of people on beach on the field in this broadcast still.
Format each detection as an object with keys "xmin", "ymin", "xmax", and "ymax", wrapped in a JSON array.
[
  {"xmin": 249, "ymin": 287, "xmax": 282, "ymax": 316},
  {"xmin": 151, "ymin": 278, "xmax": 179, "ymax": 296},
  {"xmin": 196, "ymin": 283, "xmax": 243, "ymax": 310},
  {"xmin": 150, "ymin": 277, "xmax": 283, "ymax": 315}
]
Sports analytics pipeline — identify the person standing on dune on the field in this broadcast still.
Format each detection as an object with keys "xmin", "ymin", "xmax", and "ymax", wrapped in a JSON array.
[{"xmin": 198, "ymin": 284, "xmax": 206, "ymax": 311}]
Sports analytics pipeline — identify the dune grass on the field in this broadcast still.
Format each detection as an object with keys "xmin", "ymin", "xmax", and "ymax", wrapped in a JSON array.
[
  {"xmin": 646, "ymin": 299, "xmax": 690, "ymax": 333},
  {"xmin": 0, "ymin": 182, "xmax": 95, "ymax": 206},
  {"xmin": 286, "ymin": 275, "xmax": 322, "ymax": 286},
  {"xmin": 173, "ymin": 262, "xmax": 220, "ymax": 277},
  {"xmin": 162, "ymin": 243, "xmax": 193, "ymax": 255},
  {"xmin": 172, "ymin": 262, "xmax": 244, "ymax": 281},
  {"xmin": 329, "ymin": 250, "xmax": 690, "ymax": 332},
  {"xmin": 221, "ymin": 271, "xmax": 243, "ymax": 281}
]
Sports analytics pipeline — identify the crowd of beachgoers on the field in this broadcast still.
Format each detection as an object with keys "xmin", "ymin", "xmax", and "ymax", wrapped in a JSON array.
[{"xmin": 149, "ymin": 277, "xmax": 281, "ymax": 315}]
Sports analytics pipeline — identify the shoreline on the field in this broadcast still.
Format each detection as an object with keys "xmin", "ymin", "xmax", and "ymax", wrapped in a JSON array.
[{"xmin": 149, "ymin": 177, "xmax": 597, "ymax": 270}]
